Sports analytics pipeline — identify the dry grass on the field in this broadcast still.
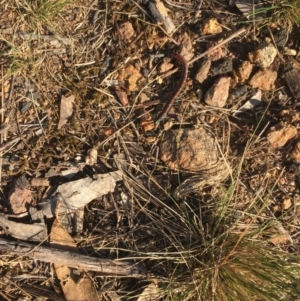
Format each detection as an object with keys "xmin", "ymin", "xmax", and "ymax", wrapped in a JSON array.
[{"xmin": 0, "ymin": 0, "xmax": 300, "ymax": 300}]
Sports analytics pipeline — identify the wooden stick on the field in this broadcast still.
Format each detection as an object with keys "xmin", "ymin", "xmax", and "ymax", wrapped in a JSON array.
[
  {"xmin": 0, "ymin": 137, "xmax": 20, "ymax": 152},
  {"xmin": 189, "ymin": 26, "xmax": 250, "ymax": 64},
  {"xmin": 0, "ymin": 237, "xmax": 147, "ymax": 278},
  {"xmin": 161, "ymin": 26, "xmax": 250, "ymax": 79}
]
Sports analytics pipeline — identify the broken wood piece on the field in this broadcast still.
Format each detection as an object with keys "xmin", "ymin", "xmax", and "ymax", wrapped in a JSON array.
[
  {"xmin": 56, "ymin": 170, "xmax": 123, "ymax": 213},
  {"xmin": 149, "ymin": 0, "xmax": 175, "ymax": 33},
  {"xmin": 0, "ymin": 237, "xmax": 147, "ymax": 278},
  {"xmin": 0, "ymin": 213, "xmax": 47, "ymax": 241},
  {"xmin": 0, "ymin": 137, "xmax": 20, "ymax": 151}
]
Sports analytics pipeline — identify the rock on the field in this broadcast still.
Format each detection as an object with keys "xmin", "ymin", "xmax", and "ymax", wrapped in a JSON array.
[
  {"xmin": 118, "ymin": 65, "xmax": 142, "ymax": 91},
  {"xmin": 159, "ymin": 128, "xmax": 230, "ymax": 199},
  {"xmin": 159, "ymin": 127, "xmax": 225, "ymax": 172},
  {"xmin": 202, "ymin": 18, "xmax": 222, "ymax": 35},
  {"xmin": 205, "ymin": 77, "xmax": 231, "ymax": 107},
  {"xmin": 237, "ymin": 60, "xmax": 253, "ymax": 82},
  {"xmin": 267, "ymin": 123, "xmax": 297, "ymax": 148},
  {"xmin": 206, "ymin": 41, "xmax": 225, "ymax": 61},
  {"xmin": 284, "ymin": 47, "xmax": 297, "ymax": 56},
  {"xmin": 248, "ymin": 42, "xmax": 277, "ymax": 68},
  {"xmin": 118, "ymin": 22, "xmax": 135, "ymax": 43},
  {"xmin": 176, "ymin": 32, "xmax": 194, "ymax": 61},
  {"xmin": 195, "ymin": 58, "xmax": 211, "ymax": 83},
  {"xmin": 274, "ymin": 28, "xmax": 289, "ymax": 48},
  {"xmin": 284, "ymin": 68, "xmax": 300, "ymax": 98},
  {"xmin": 249, "ymin": 68, "xmax": 277, "ymax": 90},
  {"xmin": 158, "ymin": 61, "xmax": 174, "ymax": 74},
  {"xmin": 210, "ymin": 58, "xmax": 233, "ymax": 77}
]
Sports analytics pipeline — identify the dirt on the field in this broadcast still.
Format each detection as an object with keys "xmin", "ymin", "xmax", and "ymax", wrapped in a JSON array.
[{"xmin": 0, "ymin": 0, "xmax": 300, "ymax": 300}]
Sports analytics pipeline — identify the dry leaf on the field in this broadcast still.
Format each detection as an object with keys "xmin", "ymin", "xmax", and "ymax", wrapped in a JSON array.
[
  {"xmin": 137, "ymin": 283, "xmax": 162, "ymax": 301},
  {"xmin": 58, "ymin": 94, "xmax": 75, "ymax": 129},
  {"xmin": 270, "ymin": 234, "xmax": 290, "ymax": 245},
  {"xmin": 85, "ymin": 148, "xmax": 98, "ymax": 165},
  {"xmin": 51, "ymin": 216, "xmax": 100, "ymax": 301},
  {"xmin": 115, "ymin": 86, "xmax": 129, "ymax": 106},
  {"xmin": 282, "ymin": 198, "xmax": 292, "ymax": 210},
  {"xmin": 8, "ymin": 175, "xmax": 32, "ymax": 214}
]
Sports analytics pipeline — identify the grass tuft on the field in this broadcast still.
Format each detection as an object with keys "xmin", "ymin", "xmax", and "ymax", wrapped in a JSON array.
[
  {"xmin": 14, "ymin": 0, "xmax": 69, "ymax": 31},
  {"xmin": 144, "ymin": 172, "xmax": 300, "ymax": 301},
  {"xmin": 243, "ymin": 0, "xmax": 300, "ymax": 26}
]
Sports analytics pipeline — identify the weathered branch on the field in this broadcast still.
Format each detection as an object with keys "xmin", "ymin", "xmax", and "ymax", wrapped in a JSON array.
[{"xmin": 0, "ymin": 237, "xmax": 147, "ymax": 278}]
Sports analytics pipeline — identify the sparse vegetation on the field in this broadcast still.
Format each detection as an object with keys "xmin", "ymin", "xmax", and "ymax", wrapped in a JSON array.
[
  {"xmin": 242, "ymin": 0, "xmax": 300, "ymax": 26},
  {"xmin": 14, "ymin": 0, "xmax": 70, "ymax": 30},
  {"xmin": 0, "ymin": 0, "xmax": 300, "ymax": 300}
]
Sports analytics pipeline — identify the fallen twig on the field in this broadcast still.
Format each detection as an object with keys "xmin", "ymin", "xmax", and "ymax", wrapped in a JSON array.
[
  {"xmin": 0, "ymin": 137, "xmax": 20, "ymax": 152},
  {"xmin": 161, "ymin": 26, "xmax": 250, "ymax": 79},
  {"xmin": 0, "ymin": 30, "xmax": 72, "ymax": 46},
  {"xmin": 0, "ymin": 237, "xmax": 147, "ymax": 278},
  {"xmin": 189, "ymin": 26, "xmax": 250, "ymax": 64}
]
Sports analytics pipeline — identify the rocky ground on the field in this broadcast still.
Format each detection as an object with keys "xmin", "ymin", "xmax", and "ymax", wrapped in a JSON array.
[{"xmin": 1, "ymin": 0, "xmax": 300, "ymax": 300}]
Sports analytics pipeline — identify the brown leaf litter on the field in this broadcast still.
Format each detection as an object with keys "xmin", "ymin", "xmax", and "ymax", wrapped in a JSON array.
[
  {"xmin": 1, "ymin": 0, "xmax": 300, "ymax": 299},
  {"xmin": 8, "ymin": 175, "xmax": 32, "ymax": 214},
  {"xmin": 57, "ymin": 94, "xmax": 75, "ymax": 129},
  {"xmin": 50, "ymin": 204, "xmax": 100, "ymax": 301}
]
